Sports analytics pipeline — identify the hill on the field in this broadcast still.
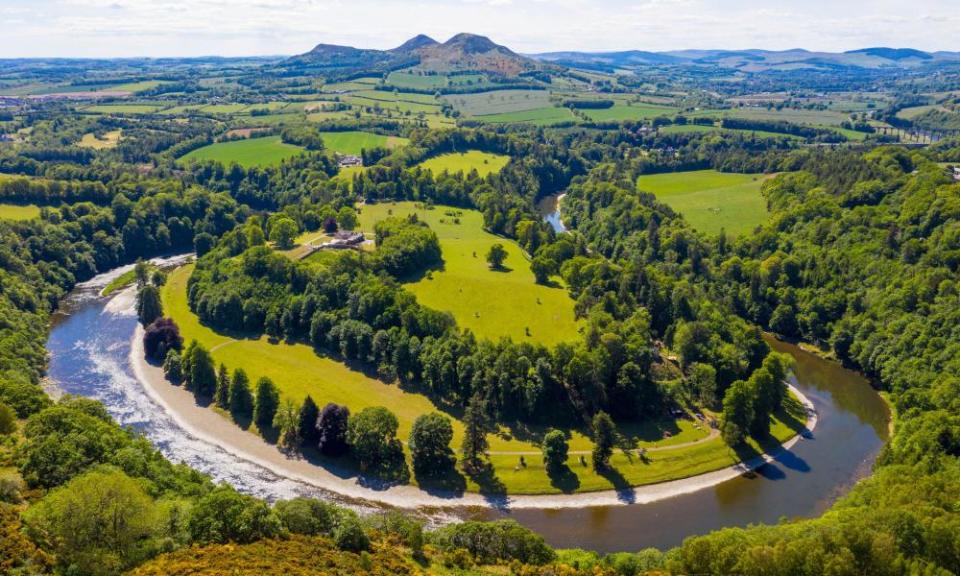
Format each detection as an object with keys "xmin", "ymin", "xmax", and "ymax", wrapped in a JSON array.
[{"xmin": 287, "ymin": 33, "xmax": 550, "ymax": 79}]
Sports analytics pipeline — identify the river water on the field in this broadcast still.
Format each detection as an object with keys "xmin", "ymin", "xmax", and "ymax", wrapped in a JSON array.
[{"xmin": 46, "ymin": 259, "xmax": 889, "ymax": 553}]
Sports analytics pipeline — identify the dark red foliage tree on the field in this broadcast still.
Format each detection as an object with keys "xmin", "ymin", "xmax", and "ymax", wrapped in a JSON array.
[
  {"xmin": 316, "ymin": 403, "xmax": 350, "ymax": 457},
  {"xmin": 143, "ymin": 317, "xmax": 183, "ymax": 361}
]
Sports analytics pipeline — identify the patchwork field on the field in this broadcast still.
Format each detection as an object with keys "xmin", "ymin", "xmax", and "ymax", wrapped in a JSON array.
[
  {"xmin": 179, "ymin": 135, "xmax": 305, "ymax": 168},
  {"xmin": 0, "ymin": 203, "xmax": 41, "ymax": 220},
  {"xmin": 319, "ymin": 131, "xmax": 408, "ymax": 155},
  {"xmin": 416, "ymin": 150, "xmax": 510, "ymax": 177},
  {"xmin": 637, "ymin": 169, "xmax": 772, "ymax": 236}
]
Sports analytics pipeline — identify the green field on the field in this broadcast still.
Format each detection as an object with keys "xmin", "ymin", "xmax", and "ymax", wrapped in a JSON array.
[
  {"xmin": 386, "ymin": 71, "xmax": 451, "ymax": 90},
  {"xmin": 0, "ymin": 204, "xmax": 41, "ymax": 220},
  {"xmin": 179, "ymin": 136, "xmax": 304, "ymax": 168},
  {"xmin": 443, "ymin": 89, "xmax": 552, "ymax": 116},
  {"xmin": 637, "ymin": 170, "xmax": 771, "ymax": 236},
  {"xmin": 581, "ymin": 103, "xmax": 676, "ymax": 122},
  {"xmin": 78, "ymin": 130, "xmax": 121, "ymax": 150},
  {"xmin": 318, "ymin": 131, "xmax": 408, "ymax": 155},
  {"xmin": 477, "ymin": 106, "xmax": 575, "ymax": 125},
  {"xmin": 83, "ymin": 104, "xmax": 163, "ymax": 114},
  {"xmin": 416, "ymin": 150, "xmax": 510, "ymax": 177},
  {"xmin": 357, "ymin": 201, "xmax": 580, "ymax": 347}
]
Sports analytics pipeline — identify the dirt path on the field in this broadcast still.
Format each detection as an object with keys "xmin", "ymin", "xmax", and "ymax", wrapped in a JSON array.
[{"xmin": 130, "ymin": 325, "xmax": 817, "ymax": 510}]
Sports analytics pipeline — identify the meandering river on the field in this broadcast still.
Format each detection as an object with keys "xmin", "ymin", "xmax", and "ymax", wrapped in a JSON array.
[{"xmin": 46, "ymin": 257, "xmax": 889, "ymax": 553}]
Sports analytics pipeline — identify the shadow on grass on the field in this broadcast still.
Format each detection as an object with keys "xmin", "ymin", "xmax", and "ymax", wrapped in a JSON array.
[
  {"xmin": 464, "ymin": 461, "xmax": 508, "ymax": 508},
  {"xmin": 546, "ymin": 464, "xmax": 580, "ymax": 494}
]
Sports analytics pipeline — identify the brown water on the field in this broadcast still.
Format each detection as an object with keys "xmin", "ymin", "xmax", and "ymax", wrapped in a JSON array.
[{"xmin": 462, "ymin": 337, "xmax": 890, "ymax": 552}]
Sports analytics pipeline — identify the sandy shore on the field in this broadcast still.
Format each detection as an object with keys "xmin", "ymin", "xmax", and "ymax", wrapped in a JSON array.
[{"xmin": 130, "ymin": 325, "xmax": 818, "ymax": 510}]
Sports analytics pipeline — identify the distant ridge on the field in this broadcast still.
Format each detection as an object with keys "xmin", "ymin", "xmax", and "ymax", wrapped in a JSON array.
[
  {"xmin": 846, "ymin": 47, "xmax": 933, "ymax": 60},
  {"xmin": 391, "ymin": 34, "xmax": 439, "ymax": 53}
]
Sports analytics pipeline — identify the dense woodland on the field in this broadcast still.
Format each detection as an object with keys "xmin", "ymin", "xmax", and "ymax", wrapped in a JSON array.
[{"xmin": 0, "ymin": 96, "xmax": 959, "ymax": 575}]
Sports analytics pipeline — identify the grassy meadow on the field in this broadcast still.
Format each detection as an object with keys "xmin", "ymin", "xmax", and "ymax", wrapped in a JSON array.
[
  {"xmin": 0, "ymin": 204, "xmax": 41, "ymax": 220},
  {"xmin": 416, "ymin": 150, "xmax": 510, "ymax": 177},
  {"xmin": 319, "ymin": 131, "xmax": 408, "ymax": 155},
  {"xmin": 78, "ymin": 130, "xmax": 122, "ymax": 149},
  {"xmin": 637, "ymin": 169, "xmax": 771, "ymax": 236},
  {"xmin": 581, "ymin": 103, "xmax": 676, "ymax": 122},
  {"xmin": 179, "ymin": 136, "xmax": 304, "ymax": 168},
  {"xmin": 477, "ymin": 106, "xmax": 575, "ymax": 125},
  {"xmin": 357, "ymin": 201, "xmax": 580, "ymax": 347}
]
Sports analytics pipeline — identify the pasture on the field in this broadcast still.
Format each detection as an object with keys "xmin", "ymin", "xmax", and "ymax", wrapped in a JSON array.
[
  {"xmin": 442, "ymin": 89, "xmax": 552, "ymax": 116},
  {"xmin": 637, "ymin": 169, "xmax": 771, "ymax": 236},
  {"xmin": 319, "ymin": 131, "xmax": 408, "ymax": 155},
  {"xmin": 581, "ymin": 103, "xmax": 676, "ymax": 122},
  {"xmin": 476, "ymin": 106, "xmax": 575, "ymax": 125},
  {"xmin": 416, "ymin": 150, "xmax": 510, "ymax": 177},
  {"xmin": 0, "ymin": 204, "xmax": 41, "ymax": 221},
  {"xmin": 179, "ymin": 136, "xmax": 304, "ymax": 168},
  {"xmin": 357, "ymin": 201, "xmax": 581, "ymax": 347},
  {"xmin": 78, "ymin": 130, "xmax": 122, "ymax": 149}
]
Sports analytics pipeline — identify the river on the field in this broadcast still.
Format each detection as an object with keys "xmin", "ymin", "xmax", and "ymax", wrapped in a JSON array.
[{"xmin": 46, "ymin": 259, "xmax": 889, "ymax": 553}]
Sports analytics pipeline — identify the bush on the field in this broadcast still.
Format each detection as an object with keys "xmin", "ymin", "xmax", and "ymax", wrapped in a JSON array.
[
  {"xmin": 333, "ymin": 515, "xmax": 369, "ymax": 552},
  {"xmin": 187, "ymin": 485, "xmax": 280, "ymax": 544},
  {"xmin": 430, "ymin": 519, "xmax": 556, "ymax": 565},
  {"xmin": 273, "ymin": 497, "xmax": 339, "ymax": 536},
  {"xmin": 0, "ymin": 401, "xmax": 16, "ymax": 435}
]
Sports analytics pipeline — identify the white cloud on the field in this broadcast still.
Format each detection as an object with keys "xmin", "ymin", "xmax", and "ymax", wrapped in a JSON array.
[{"xmin": 0, "ymin": 0, "xmax": 957, "ymax": 57}]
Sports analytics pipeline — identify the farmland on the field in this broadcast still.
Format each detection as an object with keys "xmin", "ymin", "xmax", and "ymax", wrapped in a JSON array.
[
  {"xmin": 77, "ymin": 130, "xmax": 122, "ymax": 149},
  {"xmin": 416, "ymin": 150, "xmax": 510, "ymax": 176},
  {"xmin": 637, "ymin": 169, "xmax": 772, "ymax": 236},
  {"xmin": 442, "ymin": 89, "xmax": 552, "ymax": 116},
  {"xmin": 318, "ymin": 131, "xmax": 408, "ymax": 155},
  {"xmin": 476, "ymin": 106, "xmax": 575, "ymax": 125},
  {"xmin": 179, "ymin": 135, "xmax": 305, "ymax": 168},
  {"xmin": 580, "ymin": 103, "xmax": 676, "ymax": 122}
]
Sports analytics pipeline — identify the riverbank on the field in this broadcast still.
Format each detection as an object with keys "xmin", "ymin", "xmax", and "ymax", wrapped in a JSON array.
[{"xmin": 130, "ymin": 318, "xmax": 818, "ymax": 510}]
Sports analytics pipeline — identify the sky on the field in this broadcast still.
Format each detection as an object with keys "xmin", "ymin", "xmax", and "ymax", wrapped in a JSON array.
[{"xmin": 1, "ymin": 0, "xmax": 958, "ymax": 58}]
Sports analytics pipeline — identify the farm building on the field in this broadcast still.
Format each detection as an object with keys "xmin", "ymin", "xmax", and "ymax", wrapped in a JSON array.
[{"xmin": 337, "ymin": 154, "xmax": 363, "ymax": 168}]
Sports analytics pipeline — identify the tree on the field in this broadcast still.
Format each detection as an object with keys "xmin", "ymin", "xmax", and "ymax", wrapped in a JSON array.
[
  {"xmin": 187, "ymin": 485, "xmax": 280, "ymax": 544},
  {"xmin": 229, "ymin": 368, "xmax": 254, "ymax": 420},
  {"xmin": 162, "ymin": 352, "xmax": 183, "ymax": 383},
  {"xmin": 721, "ymin": 380, "xmax": 754, "ymax": 446},
  {"xmin": 253, "ymin": 377, "xmax": 280, "ymax": 430},
  {"xmin": 409, "ymin": 412, "xmax": 455, "ymax": 474},
  {"xmin": 333, "ymin": 514, "xmax": 369, "ymax": 552},
  {"xmin": 541, "ymin": 429, "xmax": 568, "ymax": 472},
  {"xmin": 215, "ymin": 363, "xmax": 230, "ymax": 409},
  {"xmin": 337, "ymin": 206, "xmax": 358, "ymax": 230},
  {"xmin": 689, "ymin": 363, "xmax": 718, "ymax": 408},
  {"xmin": 486, "ymin": 243, "xmax": 508, "ymax": 269},
  {"xmin": 591, "ymin": 411, "xmax": 615, "ymax": 471},
  {"xmin": 23, "ymin": 468, "xmax": 158, "ymax": 575},
  {"xmin": 269, "ymin": 217, "xmax": 298, "ymax": 250},
  {"xmin": 461, "ymin": 394, "xmax": 489, "ymax": 473},
  {"xmin": 194, "ymin": 232, "xmax": 215, "ymax": 257},
  {"xmin": 316, "ymin": 403, "xmax": 350, "ymax": 456},
  {"xmin": 136, "ymin": 284, "xmax": 163, "ymax": 327},
  {"xmin": 297, "ymin": 395, "xmax": 320, "ymax": 446},
  {"xmin": 531, "ymin": 255, "xmax": 553, "ymax": 284},
  {"xmin": 142, "ymin": 318, "xmax": 182, "ymax": 361},
  {"xmin": 188, "ymin": 343, "xmax": 217, "ymax": 398},
  {"xmin": 134, "ymin": 259, "xmax": 150, "ymax": 287},
  {"xmin": 0, "ymin": 401, "xmax": 16, "ymax": 435},
  {"xmin": 274, "ymin": 399, "xmax": 300, "ymax": 452},
  {"xmin": 346, "ymin": 406, "xmax": 404, "ymax": 475}
]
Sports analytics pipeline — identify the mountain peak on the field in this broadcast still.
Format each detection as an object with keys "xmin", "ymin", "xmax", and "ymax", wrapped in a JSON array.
[
  {"xmin": 442, "ymin": 33, "xmax": 508, "ymax": 55},
  {"xmin": 391, "ymin": 34, "xmax": 439, "ymax": 53}
]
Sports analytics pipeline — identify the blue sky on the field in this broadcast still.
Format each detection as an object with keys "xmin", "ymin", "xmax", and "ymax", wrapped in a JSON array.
[{"xmin": 1, "ymin": 0, "xmax": 957, "ymax": 58}]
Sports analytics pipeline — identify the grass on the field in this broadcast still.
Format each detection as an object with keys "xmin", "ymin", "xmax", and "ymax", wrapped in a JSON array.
[
  {"xmin": 637, "ymin": 169, "xmax": 771, "ymax": 236},
  {"xmin": 77, "ymin": 130, "xmax": 121, "ymax": 150},
  {"xmin": 581, "ymin": 103, "xmax": 676, "ymax": 122},
  {"xmin": 416, "ymin": 151, "xmax": 510, "ymax": 177},
  {"xmin": 443, "ymin": 90, "xmax": 552, "ymax": 116},
  {"xmin": 660, "ymin": 124, "xmax": 805, "ymax": 140},
  {"xmin": 318, "ymin": 131, "xmax": 408, "ymax": 155},
  {"xmin": 386, "ymin": 72, "xmax": 451, "ymax": 90},
  {"xmin": 357, "ymin": 201, "xmax": 580, "ymax": 347},
  {"xmin": 83, "ymin": 104, "xmax": 162, "ymax": 114},
  {"xmin": 476, "ymin": 106, "xmax": 575, "ymax": 126},
  {"xmin": 179, "ymin": 136, "xmax": 304, "ymax": 168},
  {"xmin": 0, "ymin": 204, "xmax": 41, "ymax": 221}
]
